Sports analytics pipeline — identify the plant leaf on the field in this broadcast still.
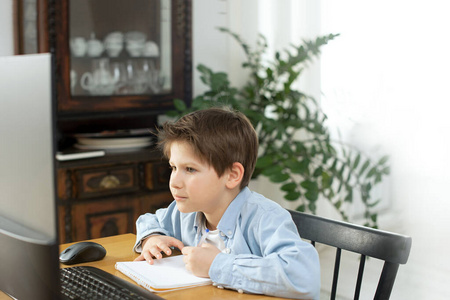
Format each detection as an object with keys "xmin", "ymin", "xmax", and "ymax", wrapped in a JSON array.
[
  {"xmin": 256, "ymin": 156, "xmax": 273, "ymax": 169},
  {"xmin": 359, "ymin": 160, "xmax": 370, "ymax": 176},
  {"xmin": 291, "ymin": 159, "xmax": 309, "ymax": 174},
  {"xmin": 321, "ymin": 171, "xmax": 332, "ymax": 189},
  {"xmin": 377, "ymin": 155, "xmax": 389, "ymax": 165},
  {"xmin": 284, "ymin": 191, "xmax": 302, "ymax": 201},
  {"xmin": 353, "ymin": 153, "xmax": 361, "ymax": 170},
  {"xmin": 296, "ymin": 204, "xmax": 306, "ymax": 212},
  {"xmin": 269, "ymin": 172, "xmax": 290, "ymax": 183},
  {"xmin": 281, "ymin": 182, "xmax": 297, "ymax": 192},
  {"xmin": 313, "ymin": 166, "xmax": 323, "ymax": 177},
  {"xmin": 173, "ymin": 99, "xmax": 187, "ymax": 111}
]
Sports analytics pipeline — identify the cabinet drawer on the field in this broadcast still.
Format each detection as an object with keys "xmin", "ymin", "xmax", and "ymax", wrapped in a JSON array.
[
  {"xmin": 145, "ymin": 161, "xmax": 170, "ymax": 190},
  {"xmin": 86, "ymin": 209, "xmax": 134, "ymax": 239},
  {"xmin": 78, "ymin": 165, "xmax": 138, "ymax": 198}
]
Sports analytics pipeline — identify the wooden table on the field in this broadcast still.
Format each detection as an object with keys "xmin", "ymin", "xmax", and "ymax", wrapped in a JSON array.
[{"xmin": 0, "ymin": 234, "xmax": 287, "ymax": 300}]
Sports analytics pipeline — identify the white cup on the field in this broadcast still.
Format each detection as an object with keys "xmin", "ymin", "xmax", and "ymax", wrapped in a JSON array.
[
  {"xmin": 105, "ymin": 31, "xmax": 124, "ymax": 44},
  {"xmin": 105, "ymin": 41, "xmax": 123, "ymax": 57},
  {"xmin": 126, "ymin": 41, "xmax": 145, "ymax": 57},
  {"xmin": 70, "ymin": 37, "xmax": 87, "ymax": 57},
  {"xmin": 143, "ymin": 41, "xmax": 159, "ymax": 57}
]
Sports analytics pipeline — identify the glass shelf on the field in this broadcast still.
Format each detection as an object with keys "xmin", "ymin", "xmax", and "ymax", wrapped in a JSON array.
[{"xmin": 69, "ymin": 0, "xmax": 172, "ymax": 97}]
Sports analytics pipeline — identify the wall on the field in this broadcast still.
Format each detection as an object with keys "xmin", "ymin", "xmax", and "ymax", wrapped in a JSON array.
[
  {"xmin": 0, "ymin": 0, "xmax": 14, "ymax": 56},
  {"xmin": 192, "ymin": 0, "xmax": 260, "ymax": 95}
]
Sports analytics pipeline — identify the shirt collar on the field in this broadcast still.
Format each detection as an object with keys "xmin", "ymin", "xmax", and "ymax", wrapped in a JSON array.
[
  {"xmin": 193, "ymin": 187, "xmax": 251, "ymax": 238},
  {"xmin": 217, "ymin": 187, "xmax": 250, "ymax": 238}
]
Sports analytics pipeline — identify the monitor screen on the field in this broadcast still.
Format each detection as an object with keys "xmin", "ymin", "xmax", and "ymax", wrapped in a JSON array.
[{"xmin": 0, "ymin": 53, "xmax": 61, "ymax": 299}]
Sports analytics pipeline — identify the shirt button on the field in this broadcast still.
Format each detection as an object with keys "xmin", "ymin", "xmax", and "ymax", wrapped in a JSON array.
[
  {"xmin": 220, "ymin": 232, "xmax": 226, "ymax": 237},
  {"xmin": 238, "ymin": 289, "xmax": 244, "ymax": 294},
  {"xmin": 227, "ymin": 230, "xmax": 232, "ymax": 235},
  {"xmin": 223, "ymin": 248, "xmax": 231, "ymax": 254},
  {"xmin": 217, "ymin": 285, "xmax": 224, "ymax": 289}
]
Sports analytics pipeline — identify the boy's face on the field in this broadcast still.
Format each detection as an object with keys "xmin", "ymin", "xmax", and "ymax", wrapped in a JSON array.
[{"xmin": 168, "ymin": 141, "xmax": 230, "ymax": 215}]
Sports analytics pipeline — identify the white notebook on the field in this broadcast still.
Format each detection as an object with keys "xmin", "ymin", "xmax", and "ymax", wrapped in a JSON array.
[{"xmin": 115, "ymin": 255, "xmax": 212, "ymax": 293}]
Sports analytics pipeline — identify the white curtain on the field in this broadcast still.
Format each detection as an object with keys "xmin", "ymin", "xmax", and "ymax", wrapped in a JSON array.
[{"xmin": 320, "ymin": 0, "xmax": 450, "ymax": 226}]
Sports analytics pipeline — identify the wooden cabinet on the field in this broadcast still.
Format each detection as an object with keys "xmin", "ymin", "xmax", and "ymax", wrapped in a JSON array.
[
  {"xmin": 57, "ymin": 149, "xmax": 173, "ymax": 243},
  {"xmin": 22, "ymin": 0, "xmax": 192, "ymax": 242},
  {"xmin": 51, "ymin": 0, "xmax": 192, "ymax": 113}
]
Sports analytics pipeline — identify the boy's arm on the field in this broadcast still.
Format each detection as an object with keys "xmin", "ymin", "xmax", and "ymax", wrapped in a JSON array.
[
  {"xmin": 133, "ymin": 200, "xmax": 178, "ymax": 253},
  {"xmin": 209, "ymin": 208, "xmax": 320, "ymax": 300}
]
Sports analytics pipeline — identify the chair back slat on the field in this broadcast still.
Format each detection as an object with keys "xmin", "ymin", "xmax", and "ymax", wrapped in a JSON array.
[
  {"xmin": 374, "ymin": 261, "xmax": 400, "ymax": 300},
  {"xmin": 287, "ymin": 209, "xmax": 412, "ymax": 300},
  {"xmin": 354, "ymin": 254, "xmax": 366, "ymax": 300},
  {"xmin": 330, "ymin": 248, "xmax": 341, "ymax": 300}
]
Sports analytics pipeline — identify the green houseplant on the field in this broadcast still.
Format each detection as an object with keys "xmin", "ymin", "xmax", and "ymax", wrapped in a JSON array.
[{"xmin": 167, "ymin": 28, "xmax": 389, "ymax": 228}]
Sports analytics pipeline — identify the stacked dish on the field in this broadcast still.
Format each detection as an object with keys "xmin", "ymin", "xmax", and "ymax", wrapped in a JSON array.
[
  {"xmin": 104, "ymin": 31, "xmax": 124, "ymax": 57},
  {"xmin": 74, "ymin": 131, "xmax": 153, "ymax": 151},
  {"xmin": 125, "ymin": 31, "xmax": 147, "ymax": 57}
]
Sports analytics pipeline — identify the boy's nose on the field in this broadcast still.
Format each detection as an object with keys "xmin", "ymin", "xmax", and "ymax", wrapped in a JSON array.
[{"xmin": 169, "ymin": 172, "xmax": 183, "ymax": 189}]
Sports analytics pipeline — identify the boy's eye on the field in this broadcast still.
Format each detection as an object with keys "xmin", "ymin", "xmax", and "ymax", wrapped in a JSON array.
[{"xmin": 169, "ymin": 166, "xmax": 195, "ymax": 173}]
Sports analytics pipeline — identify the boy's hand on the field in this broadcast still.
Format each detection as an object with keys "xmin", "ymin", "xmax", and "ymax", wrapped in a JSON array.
[
  {"xmin": 181, "ymin": 243, "xmax": 221, "ymax": 278},
  {"xmin": 135, "ymin": 235, "xmax": 184, "ymax": 264}
]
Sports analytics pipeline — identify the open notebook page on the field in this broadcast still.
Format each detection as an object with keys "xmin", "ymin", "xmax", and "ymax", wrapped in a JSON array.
[{"xmin": 115, "ymin": 255, "xmax": 212, "ymax": 292}]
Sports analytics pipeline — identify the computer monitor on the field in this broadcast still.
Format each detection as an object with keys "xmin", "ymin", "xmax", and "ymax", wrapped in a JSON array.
[{"xmin": 0, "ymin": 53, "xmax": 61, "ymax": 299}]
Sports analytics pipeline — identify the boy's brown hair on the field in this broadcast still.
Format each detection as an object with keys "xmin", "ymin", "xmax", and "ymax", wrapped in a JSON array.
[{"xmin": 158, "ymin": 107, "xmax": 258, "ymax": 189}]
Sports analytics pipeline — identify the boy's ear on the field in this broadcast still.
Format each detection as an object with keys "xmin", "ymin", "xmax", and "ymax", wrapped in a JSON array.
[{"xmin": 226, "ymin": 162, "xmax": 244, "ymax": 189}]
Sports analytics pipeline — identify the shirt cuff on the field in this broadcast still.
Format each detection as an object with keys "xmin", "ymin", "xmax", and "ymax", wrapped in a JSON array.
[{"xmin": 209, "ymin": 252, "xmax": 235, "ymax": 286}]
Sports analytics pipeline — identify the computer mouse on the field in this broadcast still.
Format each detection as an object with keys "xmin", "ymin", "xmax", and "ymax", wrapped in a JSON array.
[{"xmin": 59, "ymin": 241, "xmax": 107, "ymax": 265}]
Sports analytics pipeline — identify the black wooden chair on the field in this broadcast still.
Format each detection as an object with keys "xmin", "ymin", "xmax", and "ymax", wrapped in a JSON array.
[{"xmin": 288, "ymin": 209, "xmax": 412, "ymax": 300}]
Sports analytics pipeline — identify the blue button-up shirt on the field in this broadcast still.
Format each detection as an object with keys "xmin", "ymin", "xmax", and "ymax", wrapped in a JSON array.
[{"xmin": 134, "ymin": 187, "xmax": 320, "ymax": 299}]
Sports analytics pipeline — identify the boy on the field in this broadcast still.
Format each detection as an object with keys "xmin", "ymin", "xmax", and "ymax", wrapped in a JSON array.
[{"xmin": 133, "ymin": 107, "xmax": 320, "ymax": 299}]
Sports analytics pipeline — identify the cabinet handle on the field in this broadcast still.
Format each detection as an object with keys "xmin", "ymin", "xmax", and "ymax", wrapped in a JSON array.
[{"xmin": 99, "ymin": 175, "xmax": 121, "ymax": 189}]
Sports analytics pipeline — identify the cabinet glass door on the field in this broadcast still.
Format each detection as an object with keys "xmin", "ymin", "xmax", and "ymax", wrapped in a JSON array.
[
  {"xmin": 69, "ymin": 0, "xmax": 171, "ymax": 97},
  {"xmin": 52, "ymin": 0, "xmax": 191, "ymax": 113}
]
